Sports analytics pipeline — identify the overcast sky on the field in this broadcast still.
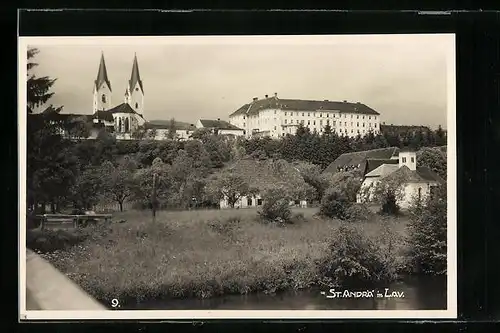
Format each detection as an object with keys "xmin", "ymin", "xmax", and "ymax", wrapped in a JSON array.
[{"xmin": 27, "ymin": 34, "xmax": 454, "ymax": 129}]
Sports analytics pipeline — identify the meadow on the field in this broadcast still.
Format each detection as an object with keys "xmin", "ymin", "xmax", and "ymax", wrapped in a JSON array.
[{"xmin": 29, "ymin": 207, "xmax": 410, "ymax": 307}]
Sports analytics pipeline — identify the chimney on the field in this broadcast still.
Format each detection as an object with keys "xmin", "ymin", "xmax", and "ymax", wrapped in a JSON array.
[
  {"xmin": 253, "ymin": 97, "xmax": 258, "ymax": 102},
  {"xmin": 274, "ymin": 92, "xmax": 278, "ymax": 97},
  {"xmin": 217, "ymin": 118, "xmax": 220, "ymax": 121},
  {"xmin": 343, "ymin": 100, "xmax": 347, "ymax": 103},
  {"xmin": 265, "ymin": 94, "xmax": 269, "ymax": 98}
]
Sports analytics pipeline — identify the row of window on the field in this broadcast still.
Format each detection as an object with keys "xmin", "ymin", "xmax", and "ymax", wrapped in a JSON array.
[
  {"xmin": 242, "ymin": 113, "xmax": 377, "ymax": 120},
  {"xmin": 401, "ymin": 157, "xmax": 415, "ymax": 163}
]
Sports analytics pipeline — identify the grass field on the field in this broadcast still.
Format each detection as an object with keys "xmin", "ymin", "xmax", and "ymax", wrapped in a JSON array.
[{"xmin": 34, "ymin": 207, "xmax": 410, "ymax": 306}]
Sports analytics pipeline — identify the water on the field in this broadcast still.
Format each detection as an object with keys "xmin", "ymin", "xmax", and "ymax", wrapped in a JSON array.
[{"xmin": 123, "ymin": 275, "xmax": 447, "ymax": 310}]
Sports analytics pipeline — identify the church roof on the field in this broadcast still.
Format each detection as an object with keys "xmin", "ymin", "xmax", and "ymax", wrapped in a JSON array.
[
  {"xmin": 107, "ymin": 103, "xmax": 138, "ymax": 115},
  {"xmin": 363, "ymin": 158, "xmax": 399, "ymax": 176},
  {"xmin": 230, "ymin": 96, "xmax": 380, "ymax": 117},
  {"xmin": 128, "ymin": 53, "xmax": 144, "ymax": 94},
  {"xmin": 95, "ymin": 52, "xmax": 112, "ymax": 92},
  {"xmin": 380, "ymin": 165, "xmax": 445, "ymax": 184}
]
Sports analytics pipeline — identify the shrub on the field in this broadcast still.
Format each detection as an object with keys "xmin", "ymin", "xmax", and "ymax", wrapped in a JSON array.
[
  {"xmin": 319, "ymin": 188, "xmax": 352, "ymax": 220},
  {"xmin": 258, "ymin": 188, "xmax": 292, "ymax": 224},
  {"xmin": 380, "ymin": 191, "xmax": 400, "ymax": 215},
  {"xmin": 317, "ymin": 223, "xmax": 399, "ymax": 287},
  {"xmin": 345, "ymin": 203, "xmax": 374, "ymax": 222},
  {"xmin": 208, "ymin": 216, "xmax": 241, "ymax": 235},
  {"xmin": 26, "ymin": 229, "xmax": 88, "ymax": 253},
  {"xmin": 407, "ymin": 184, "xmax": 447, "ymax": 275}
]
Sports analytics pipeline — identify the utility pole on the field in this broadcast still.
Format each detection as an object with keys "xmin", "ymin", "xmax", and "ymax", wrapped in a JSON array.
[{"xmin": 152, "ymin": 173, "xmax": 157, "ymax": 223}]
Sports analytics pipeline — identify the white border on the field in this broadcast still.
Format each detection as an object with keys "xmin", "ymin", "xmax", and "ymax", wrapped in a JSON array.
[{"xmin": 18, "ymin": 34, "xmax": 457, "ymax": 320}]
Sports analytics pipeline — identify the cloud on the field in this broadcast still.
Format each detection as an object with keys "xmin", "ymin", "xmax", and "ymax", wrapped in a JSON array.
[{"xmin": 27, "ymin": 35, "xmax": 453, "ymax": 129}]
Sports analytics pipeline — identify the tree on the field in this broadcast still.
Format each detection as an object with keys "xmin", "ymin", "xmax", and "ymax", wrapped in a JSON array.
[
  {"xmin": 100, "ymin": 157, "xmax": 138, "ymax": 211},
  {"xmin": 27, "ymin": 48, "xmax": 57, "ymax": 114},
  {"xmin": 434, "ymin": 125, "xmax": 446, "ymax": 146},
  {"xmin": 69, "ymin": 166, "xmax": 105, "ymax": 210},
  {"xmin": 206, "ymin": 170, "xmax": 256, "ymax": 208},
  {"xmin": 133, "ymin": 157, "xmax": 173, "ymax": 209},
  {"xmin": 364, "ymin": 170, "xmax": 408, "ymax": 215},
  {"xmin": 407, "ymin": 184, "xmax": 447, "ymax": 275},
  {"xmin": 417, "ymin": 147, "xmax": 447, "ymax": 180},
  {"xmin": 167, "ymin": 118, "xmax": 177, "ymax": 140}
]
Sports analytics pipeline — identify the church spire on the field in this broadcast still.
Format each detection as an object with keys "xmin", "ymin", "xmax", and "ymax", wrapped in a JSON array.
[
  {"xmin": 95, "ymin": 52, "xmax": 112, "ymax": 92},
  {"xmin": 128, "ymin": 53, "xmax": 144, "ymax": 93}
]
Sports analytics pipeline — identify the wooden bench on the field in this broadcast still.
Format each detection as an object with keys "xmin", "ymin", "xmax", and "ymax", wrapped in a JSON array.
[{"xmin": 38, "ymin": 214, "xmax": 112, "ymax": 231}]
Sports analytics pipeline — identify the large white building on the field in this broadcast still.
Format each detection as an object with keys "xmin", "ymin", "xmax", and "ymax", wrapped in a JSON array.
[{"xmin": 229, "ymin": 93, "xmax": 381, "ymax": 139}]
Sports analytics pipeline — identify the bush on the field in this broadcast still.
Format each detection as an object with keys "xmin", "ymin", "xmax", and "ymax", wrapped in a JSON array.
[
  {"xmin": 26, "ymin": 229, "xmax": 88, "ymax": 253},
  {"xmin": 407, "ymin": 185, "xmax": 447, "ymax": 275},
  {"xmin": 208, "ymin": 216, "xmax": 241, "ymax": 235},
  {"xmin": 319, "ymin": 188, "xmax": 352, "ymax": 220},
  {"xmin": 258, "ymin": 188, "xmax": 292, "ymax": 224},
  {"xmin": 317, "ymin": 223, "xmax": 399, "ymax": 287},
  {"xmin": 380, "ymin": 191, "xmax": 400, "ymax": 215},
  {"xmin": 345, "ymin": 203, "xmax": 374, "ymax": 222}
]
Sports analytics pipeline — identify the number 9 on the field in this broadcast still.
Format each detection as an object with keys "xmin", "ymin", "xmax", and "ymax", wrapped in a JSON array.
[{"xmin": 111, "ymin": 299, "xmax": 119, "ymax": 308}]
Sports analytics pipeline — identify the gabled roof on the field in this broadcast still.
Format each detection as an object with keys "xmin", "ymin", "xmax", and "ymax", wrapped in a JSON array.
[
  {"xmin": 145, "ymin": 120, "xmax": 195, "ymax": 130},
  {"xmin": 229, "ymin": 96, "xmax": 380, "ymax": 117},
  {"xmin": 199, "ymin": 119, "xmax": 243, "ymax": 130},
  {"xmin": 363, "ymin": 158, "xmax": 399, "ymax": 176},
  {"xmin": 128, "ymin": 53, "xmax": 144, "ymax": 93},
  {"xmin": 323, "ymin": 147, "xmax": 400, "ymax": 174},
  {"xmin": 221, "ymin": 158, "xmax": 308, "ymax": 193},
  {"xmin": 95, "ymin": 52, "xmax": 112, "ymax": 91},
  {"xmin": 107, "ymin": 103, "xmax": 138, "ymax": 115},
  {"xmin": 381, "ymin": 165, "xmax": 445, "ymax": 184},
  {"xmin": 365, "ymin": 164, "xmax": 399, "ymax": 178}
]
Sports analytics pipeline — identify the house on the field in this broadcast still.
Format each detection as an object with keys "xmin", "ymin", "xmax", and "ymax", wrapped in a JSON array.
[
  {"xmin": 196, "ymin": 119, "xmax": 245, "ymax": 137},
  {"xmin": 144, "ymin": 120, "xmax": 196, "ymax": 141},
  {"xmin": 216, "ymin": 158, "xmax": 314, "ymax": 209},
  {"xmin": 323, "ymin": 147, "xmax": 400, "ymax": 175},
  {"xmin": 356, "ymin": 148, "xmax": 445, "ymax": 209},
  {"xmin": 229, "ymin": 93, "xmax": 382, "ymax": 139}
]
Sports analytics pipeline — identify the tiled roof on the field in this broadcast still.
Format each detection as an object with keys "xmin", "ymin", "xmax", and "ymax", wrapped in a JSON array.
[
  {"xmin": 323, "ymin": 147, "xmax": 400, "ymax": 174},
  {"xmin": 95, "ymin": 53, "xmax": 112, "ymax": 91},
  {"xmin": 363, "ymin": 158, "xmax": 398, "ymax": 176},
  {"xmin": 145, "ymin": 120, "xmax": 195, "ymax": 130},
  {"xmin": 365, "ymin": 164, "xmax": 399, "ymax": 178},
  {"xmin": 381, "ymin": 165, "xmax": 445, "ymax": 184},
  {"xmin": 92, "ymin": 110, "xmax": 114, "ymax": 122},
  {"xmin": 229, "ymin": 96, "xmax": 380, "ymax": 117},
  {"xmin": 221, "ymin": 158, "xmax": 308, "ymax": 193},
  {"xmin": 199, "ymin": 119, "xmax": 243, "ymax": 130},
  {"xmin": 107, "ymin": 103, "xmax": 137, "ymax": 115}
]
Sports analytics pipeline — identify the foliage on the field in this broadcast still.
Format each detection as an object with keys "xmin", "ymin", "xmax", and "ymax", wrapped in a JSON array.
[
  {"xmin": 69, "ymin": 165, "xmax": 105, "ymax": 209},
  {"xmin": 326, "ymin": 171, "xmax": 363, "ymax": 202},
  {"xmin": 258, "ymin": 185, "xmax": 293, "ymax": 224},
  {"xmin": 417, "ymin": 147, "xmax": 447, "ymax": 180},
  {"xmin": 363, "ymin": 171, "xmax": 408, "ymax": 215},
  {"xmin": 132, "ymin": 158, "xmax": 173, "ymax": 209},
  {"xmin": 27, "ymin": 48, "xmax": 57, "ymax": 114},
  {"xmin": 205, "ymin": 170, "xmax": 257, "ymax": 208},
  {"xmin": 317, "ymin": 223, "xmax": 399, "ymax": 287},
  {"xmin": 407, "ymin": 184, "xmax": 447, "ymax": 275},
  {"xmin": 100, "ymin": 156, "xmax": 138, "ymax": 211},
  {"xmin": 319, "ymin": 188, "xmax": 352, "ymax": 220}
]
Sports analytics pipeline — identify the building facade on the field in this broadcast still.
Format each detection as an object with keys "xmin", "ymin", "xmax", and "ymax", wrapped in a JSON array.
[{"xmin": 229, "ymin": 93, "xmax": 381, "ymax": 139}]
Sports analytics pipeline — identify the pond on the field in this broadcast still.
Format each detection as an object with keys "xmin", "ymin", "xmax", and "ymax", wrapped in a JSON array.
[{"xmin": 120, "ymin": 275, "xmax": 447, "ymax": 311}]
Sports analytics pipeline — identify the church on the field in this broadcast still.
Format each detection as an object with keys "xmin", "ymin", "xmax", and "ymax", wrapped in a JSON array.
[{"xmin": 91, "ymin": 52, "xmax": 147, "ymax": 139}]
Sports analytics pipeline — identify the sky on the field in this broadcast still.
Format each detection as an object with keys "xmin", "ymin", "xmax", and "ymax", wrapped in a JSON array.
[{"xmin": 26, "ymin": 34, "xmax": 454, "ymax": 129}]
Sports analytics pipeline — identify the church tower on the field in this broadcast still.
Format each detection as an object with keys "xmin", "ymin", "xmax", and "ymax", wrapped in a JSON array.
[
  {"xmin": 93, "ymin": 52, "xmax": 112, "ymax": 112},
  {"xmin": 125, "ymin": 53, "xmax": 144, "ymax": 115}
]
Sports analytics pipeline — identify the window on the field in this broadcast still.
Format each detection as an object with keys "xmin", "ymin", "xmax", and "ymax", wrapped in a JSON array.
[
  {"xmin": 274, "ymin": 126, "xmax": 276, "ymax": 130},
  {"xmin": 320, "ymin": 113, "xmax": 322, "ymax": 117},
  {"xmin": 243, "ymin": 116, "xmax": 246, "ymax": 119},
  {"xmin": 135, "ymin": 102, "xmax": 139, "ymax": 109},
  {"xmin": 418, "ymin": 187, "xmax": 422, "ymax": 201},
  {"xmin": 357, "ymin": 115, "xmax": 359, "ymax": 119},
  {"xmin": 326, "ymin": 120, "xmax": 329, "ymax": 125},
  {"xmin": 308, "ymin": 113, "xmax": 310, "ymax": 117},
  {"xmin": 363, "ymin": 116, "xmax": 365, "ymax": 119},
  {"xmin": 357, "ymin": 122, "xmax": 359, "ymax": 127},
  {"xmin": 247, "ymin": 198, "xmax": 252, "ymax": 206},
  {"xmin": 362, "ymin": 123, "xmax": 365, "ymax": 127},
  {"xmin": 351, "ymin": 122, "xmax": 353, "ymax": 126},
  {"xmin": 351, "ymin": 129, "xmax": 353, "ymax": 133},
  {"xmin": 374, "ymin": 123, "xmax": 377, "ymax": 128},
  {"xmin": 327, "ymin": 113, "xmax": 329, "ymax": 118},
  {"xmin": 243, "ymin": 122, "xmax": 246, "ymax": 127},
  {"xmin": 257, "ymin": 199, "xmax": 263, "ymax": 206},
  {"xmin": 274, "ymin": 110, "xmax": 276, "ymax": 114},
  {"xmin": 302, "ymin": 113, "xmax": 305, "ymax": 116},
  {"xmin": 320, "ymin": 120, "xmax": 323, "ymax": 125},
  {"xmin": 357, "ymin": 129, "xmax": 360, "ymax": 134},
  {"xmin": 296, "ymin": 120, "xmax": 299, "ymax": 124},
  {"xmin": 308, "ymin": 120, "xmax": 310, "ymax": 125},
  {"xmin": 101, "ymin": 94, "xmax": 106, "ymax": 103},
  {"xmin": 344, "ymin": 114, "xmax": 347, "ymax": 118},
  {"xmin": 284, "ymin": 112, "xmax": 287, "ymax": 116},
  {"xmin": 345, "ymin": 122, "xmax": 347, "ymax": 126},
  {"xmin": 313, "ymin": 120, "xmax": 316, "ymax": 125},
  {"xmin": 369, "ymin": 123, "xmax": 372, "ymax": 127},
  {"xmin": 284, "ymin": 119, "xmax": 287, "ymax": 124},
  {"xmin": 411, "ymin": 157, "xmax": 415, "ymax": 163},
  {"xmin": 351, "ymin": 115, "xmax": 353, "ymax": 118},
  {"xmin": 301, "ymin": 120, "xmax": 304, "ymax": 124},
  {"xmin": 402, "ymin": 157, "xmax": 407, "ymax": 163},
  {"xmin": 313, "ymin": 112, "xmax": 316, "ymax": 116},
  {"xmin": 333, "ymin": 121, "xmax": 336, "ymax": 126},
  {"xmin": 369, "ymin": 116, "xmax": 371, "ymax": 120}
]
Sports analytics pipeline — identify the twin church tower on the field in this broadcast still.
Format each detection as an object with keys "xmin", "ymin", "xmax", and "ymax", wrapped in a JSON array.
[{"xmin": 92, "ymin": 52, "xmax": 145, "ymax": 116}]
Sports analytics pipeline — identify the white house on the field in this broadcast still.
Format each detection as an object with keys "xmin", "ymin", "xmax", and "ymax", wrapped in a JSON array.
[
  {"xmin": 356, "ymin": 149, "xmax": 444, "ymax": 209},
  {"xmin": 196, "ymin": 119, "xmax": 245, "ymax": 137},
  {"xmin": 229, "ymin": 93, "xmax": 381, "ymax": 139}
]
